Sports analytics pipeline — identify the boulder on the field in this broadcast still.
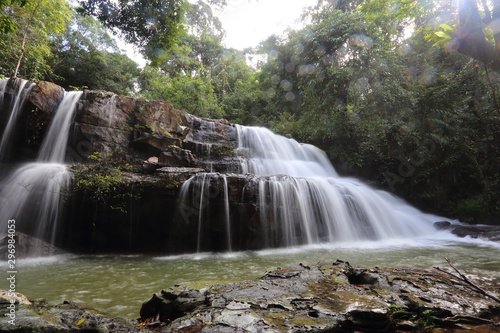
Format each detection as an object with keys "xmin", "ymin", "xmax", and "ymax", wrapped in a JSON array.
[
  {"xmin": 158, "ymin": 145, "xmax": 198, "ymax": 167},
  {"xmin": 0, "ymin": 232, "xmax": 65, "ymax": 260},
  {"xmin": 434, "ymin": 221, "xmax": 500, "ymax": 241},
  {"xmin": 28, "ymin": 81, "xmax": 65, "ymax": 115}
]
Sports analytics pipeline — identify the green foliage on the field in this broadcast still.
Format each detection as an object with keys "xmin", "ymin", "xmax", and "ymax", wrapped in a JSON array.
[
  {"xmin": 140, "ymin": 66, "xmax": 224, "ymax": 118},
  {"xmin": 0, "ymin": 0, "xmax": 26, "ymax": 33},
  {"xmin": 77, "ymin": 0, "xmax": 187, "ymax": 63},
  {"xmin": 44, "ymin": 12, "xmax": 140, "ymax": 94},
  {"xmin": 137, "ymin": 1, "xmax": 265, "ymax": 121},
  {"xmin": 77, "ymin": 0, "xmax": 227, "ymax": 65},
  {"xmin": 71, "ymin": 152, "xmax": 137, "ymax": 214},
  {"xmin": 0, "ymin": 0, "xmax": 72, "ymax": 79},
  {"xmin": 242, "ymin": 1, "xmax": 500, "ymax": 220}
]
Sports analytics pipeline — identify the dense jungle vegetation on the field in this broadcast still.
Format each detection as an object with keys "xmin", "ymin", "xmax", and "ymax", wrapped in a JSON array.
[{"xmin": 1, "ymin": 0, "xmax": 499, "ymax": 222}]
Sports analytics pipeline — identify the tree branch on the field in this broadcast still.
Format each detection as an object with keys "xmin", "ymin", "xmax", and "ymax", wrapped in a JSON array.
[{"xmin": 434, "ymin": 257, "xmax": 500, "ymax": 304}]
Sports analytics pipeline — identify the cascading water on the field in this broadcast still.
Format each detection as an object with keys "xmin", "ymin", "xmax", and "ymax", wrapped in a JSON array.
[
  {"xmin": 177, "ymin": 124, "xmax": 446, "ymax": 252},
  {"xmin": 237, "ymin": 125, "xmax": 441, "ymax": 246},
  {"xmin": 177, "ymin": 173, "xmax": 233, "ymax": 252},
  {"xmin": 0, "ymin": 79, "xmax": 8, "ymax": 105},
  {"xmin": 0, "ymin": 81, "xmax": 82, "ymax": 248},
  {"xmin": 0, "ymin": 78, "xmax": 35, "ymax": 161},
  {"xmin": 37, "ymin": 92, "xmax": 82, "ymax": 162},
  {"xmin": 237, "ymin": 125, "xmax": 339, "ymax": 178}
]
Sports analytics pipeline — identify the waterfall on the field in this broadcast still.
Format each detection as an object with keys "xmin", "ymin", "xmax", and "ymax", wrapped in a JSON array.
[
  {"xmin": 0, "ymin": 78, "xmax": 35, "ymax": 161},
  {"xmin": 0, "ymin": 79, "xmax": 8, "ymax": 105},
  {"xmin": 237, "ymin": 125, "xmax": 439, "ymax": 246},
  {"xmin": 0, "ymin": 85, "xmax": 82, "ymax": 248},
  {"xmin": 221, "ymin": 174, "xmax": 232, "ymax": 251},
  {"xmin": 236, "ymin": 125, "xmax": 338, "ymax": 177},
  {"xmin": 177, "ymin": 173, "xmax": 234, "ymax": 252},
  {"xmin": 37, "ymin": 92, "xmax": 83, "ymax": 162},
  {"xmin": 178, "ymin": 124, "xmax": 444, "ymax": 252}
]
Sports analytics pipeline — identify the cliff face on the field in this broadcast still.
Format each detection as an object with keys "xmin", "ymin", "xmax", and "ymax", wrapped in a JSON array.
[
  {"xmin": 1, "ymin": 79, "xmax": 499, "ymax": 255},
  {"xmin": 1, "ymin": 79, "xmax": 257, "ymax": 255},
  {"xmin": 69, "ymin": 89, "xmax": 239, "ymax": 168}
]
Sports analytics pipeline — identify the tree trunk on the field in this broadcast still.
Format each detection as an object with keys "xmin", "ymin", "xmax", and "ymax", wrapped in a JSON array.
[
  {"xmin": 12, "ymin": 32, "xmax": 27, "ymax": 78},
  {"xmin": 456, "ymin": 0, "xmax": 500, "ymax": 69},
  {"xmin": 493, "ymin": 0, "xmax": 500, "ymax": 51},
  {"xmin": 12, "ymin": 0, "xmax": 41, "ymax": 78}
]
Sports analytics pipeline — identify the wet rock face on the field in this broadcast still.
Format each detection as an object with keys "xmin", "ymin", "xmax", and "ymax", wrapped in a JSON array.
[
  {"xmin": 158, "ymin": 145, "xmax": 198, "ymax": 168},
  {"xmin": 2, "ymin": 82, "xmax": 251, "ymax": 254},
  {"xmin": 0, "ymin": 232, "xmax": 64, "ymax": 260},
  {"xmin": 68, "ymin": 89, "xmax": 238, "ymax": 166},
  {"xmin": 139, "ymin": 260, "xmax": 500, "ymax": 332},
  {"xmin": 28, "ymin": 81, "xmax": 65, "ymax": 115},
  {"xmin": 434, "ymin": 221, "xmax": 500, "ymax": 241}
]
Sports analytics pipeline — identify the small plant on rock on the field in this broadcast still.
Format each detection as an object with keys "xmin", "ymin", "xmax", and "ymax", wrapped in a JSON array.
[{"xmin": 71, "ymin": 152, "xmax": 138, "ymax": 216}]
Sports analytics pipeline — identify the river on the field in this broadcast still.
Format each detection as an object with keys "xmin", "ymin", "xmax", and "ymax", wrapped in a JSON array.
[{"xmin": 5, "ymin": 237, "xmax": 500, "ymax": 319}]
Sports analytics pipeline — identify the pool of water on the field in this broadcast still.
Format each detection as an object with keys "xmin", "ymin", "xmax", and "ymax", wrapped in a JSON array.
[{"xmin": 4, "ymin": 237, "xmax": 500, "ymax": 319}]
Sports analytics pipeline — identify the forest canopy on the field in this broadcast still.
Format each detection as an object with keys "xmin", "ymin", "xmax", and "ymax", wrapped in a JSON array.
[{"xmin": 0, "ymin": 0, "xmax": 499, "ymax": 222}]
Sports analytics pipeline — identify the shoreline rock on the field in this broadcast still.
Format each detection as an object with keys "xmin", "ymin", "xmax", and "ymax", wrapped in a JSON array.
[
  {"xmin": 434, "ymin": 221, "xmax": 500, "ymax": 241},
  {"xmin": 1, "ymin": 261, "xmax": 500, "ymax": 332},
  {"xmin": 0, "ymin": 291, "xmax": 148, "ymax": 333},
  {"xmin": 139, "ymin": 260, "xmax": 500, "ymax": 332}
]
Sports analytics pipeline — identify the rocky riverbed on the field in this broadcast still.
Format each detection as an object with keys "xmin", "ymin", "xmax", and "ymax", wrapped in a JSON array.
[
  {"xmin": 137, "ymin": 260, "xmax": 500, "ymax": 332},
  {"xmin": 1, "ymin": 260, "xmax": 500, "ymax": 332},
  {"xmin": 0, "ymin": 290, "xmax": 148, "ymax": 332}
]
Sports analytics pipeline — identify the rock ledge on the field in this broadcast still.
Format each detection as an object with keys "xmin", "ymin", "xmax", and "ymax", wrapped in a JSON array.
[{"xmin": 140, "ymin": 260, "xmax": 500, "ymax": 332}]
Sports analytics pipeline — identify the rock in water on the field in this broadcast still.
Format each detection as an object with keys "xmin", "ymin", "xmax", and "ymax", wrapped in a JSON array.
[
  {"xmin": 0, "ymin": 291, "xmax": 149, "ymax": 333},
  {"xmin": 434, "ymin": 221, "xmax": 500, "ymax": 241},
  {"xmin": 0, "ymin": 232, "xmax": 65, "ymax": 259}
]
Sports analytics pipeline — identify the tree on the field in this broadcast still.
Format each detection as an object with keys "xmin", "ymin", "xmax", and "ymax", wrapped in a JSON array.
[
  {"xmin": 49, "ymin": 13, "xmax": 140, "ymax": 94},
  {"xmin": 0, "ymin": 0, "xmax": 27, "ymax": 34},
  {"xmin": 77, "ymin": 0, "xmax": 227, "ymax": 65},
  {"xmin": 455, "ymin": 0, "xmax": 500, "ymax": 69},
  {"xmin": 140, "ymin": 65, "xmax": 224, "ymax": 118},
  {"xmin": 0, "ymin": 0, "xmax": 72, "ymax": 79},
  {"xmin": 249, "ymin": 0, "xmax": 499, "ymax": 221},
  {"xmin": 137, "ymin": 0, "xmax": 259, "ymax": 120}
]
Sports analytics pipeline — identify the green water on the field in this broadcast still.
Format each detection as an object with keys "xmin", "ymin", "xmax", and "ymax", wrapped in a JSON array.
[{"xmin": 4, "ymin": 238, "xmax": 500, "ymax": 319}]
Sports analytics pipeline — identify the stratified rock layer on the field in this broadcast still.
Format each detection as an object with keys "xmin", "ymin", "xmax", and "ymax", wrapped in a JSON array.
[
  {"xmin": 0, "ymin": 80, "xmax": 245, "ymax": 254},
  {"xmin": 2, "ymin": 79, "xmax": 500, "ymax": 254},
  {"xmin": 139, "ymin": 260, "xmax": 500, "ymax": 332}
]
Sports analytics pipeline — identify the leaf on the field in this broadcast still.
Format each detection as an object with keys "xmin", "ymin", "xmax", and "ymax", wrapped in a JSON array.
[
  {"xmin": 434, "ymin": 31, "xmax": 450, "ymax": 39},
  {"xmin": 439, "ymin": 23, "xmax": 453, "ymax": 31},
  {"xmin": 76, "ymin": 318, "xmax": 85, "ymax": 326}
]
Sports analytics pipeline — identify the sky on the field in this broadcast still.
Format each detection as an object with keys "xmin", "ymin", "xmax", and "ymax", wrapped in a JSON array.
[
  {"xmin": 123, "ymin": 0, "xmax": 317, "ymax": 66},
  {"xmin": 218, "ymin": 0, "xmax": 317, "ymax": 50}
]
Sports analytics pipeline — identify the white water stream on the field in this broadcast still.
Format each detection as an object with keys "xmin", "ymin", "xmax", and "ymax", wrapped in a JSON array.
[
  {"xmin": 0, "ymin": 80, "xmax": 82, "ymax": 245},
  {"xmin": 0, "ymin": 79, "xmax": 499, "ymax": 321},
  {"xmin": 179, "ymin": 125, "xmax": 455, "ymax": 251},
  {"xmin": 0, "ymin": 79, "xmax": 35, "ymax": 160}
]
